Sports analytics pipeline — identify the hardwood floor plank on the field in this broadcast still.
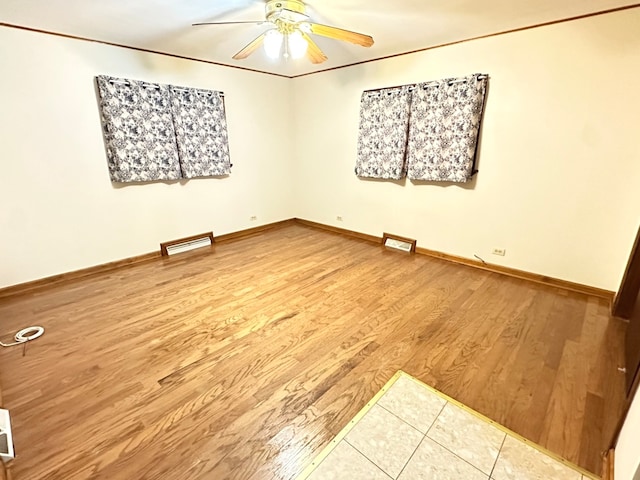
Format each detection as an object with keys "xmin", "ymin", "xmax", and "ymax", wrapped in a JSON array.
[
  {"xmin": 539, "ymin": 340, "xmax": 587, "ymax": 460},
  {"xmin": 580, "ymin": 392, "xmax": 606, "ymax": 471},
  {"xmin": 0, "ymin": 224, "xmax": 626, "ymax": 479}
]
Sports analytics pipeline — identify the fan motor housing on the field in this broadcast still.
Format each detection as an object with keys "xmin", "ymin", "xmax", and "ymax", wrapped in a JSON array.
[{"xmin": 266, "ymin": 0, "xmax": 307, "ymax": 23}]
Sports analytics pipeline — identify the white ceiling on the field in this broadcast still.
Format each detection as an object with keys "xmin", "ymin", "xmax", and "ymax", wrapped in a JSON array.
[{"xmin": 1, "ymin": 0, "xmax": 636, "ymax": 77}]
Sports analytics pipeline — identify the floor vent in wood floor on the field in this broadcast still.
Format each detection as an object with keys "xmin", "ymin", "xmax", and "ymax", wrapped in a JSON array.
[
  {"xmin": 382, "ymin": 233, "xmax": 416, "ymax": 253},
  {"xmin": 160, "ymin": 232, "xmax": 214, "ymax": 256}
]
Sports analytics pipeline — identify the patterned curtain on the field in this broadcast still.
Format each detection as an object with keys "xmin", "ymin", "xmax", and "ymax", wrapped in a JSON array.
[
  {"xmin": 355, "ymin": 86, "xmax": 412, "ymax": 180},
  {"xmin": 170, "ymin": 87, "xmax": 231, "ymax": 178},
  {"xmin": 406, "ymin": 74, "xmax": 488, "ymax": 183},
  {"xmin": 96, "ymin": 76, "xmax": 181, "ymax": 182}
]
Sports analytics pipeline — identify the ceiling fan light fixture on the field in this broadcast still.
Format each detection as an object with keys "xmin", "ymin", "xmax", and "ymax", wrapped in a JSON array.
[
  {"xmin": 288, "ymin": 30, "xmax": 308, "ymax": 59},
  {"xmin": 264, "ymin": 29, "xmax": 283, "ymax": 59},
  {"xmin": 194, "ymin": 0, "xmax": 372, "ymax": 65}
]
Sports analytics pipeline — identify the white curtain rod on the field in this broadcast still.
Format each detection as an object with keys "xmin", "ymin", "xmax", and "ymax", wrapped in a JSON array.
[
  {"xmin": 364, "ymin": 74, "xmax": 488, "ymax": 95},
  {"xmin": 105, "ymin": 78, "xmax": 224, "ymax": 97}
]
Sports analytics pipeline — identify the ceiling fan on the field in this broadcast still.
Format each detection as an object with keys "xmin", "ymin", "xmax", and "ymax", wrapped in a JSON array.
[{"xmin": 193, "ymin": 0, "xmax": 374, "ymax": 64}]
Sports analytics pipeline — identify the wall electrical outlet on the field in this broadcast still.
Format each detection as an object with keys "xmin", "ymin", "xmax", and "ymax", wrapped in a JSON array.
[
  {"xmin": 336, "ymin": 215, "xmax": 343, "ymax": 221},
  {"xmin": 492, "ymin": 248, "xmax": 506, "ymax": 256},
  {"xmin": 250, "ymin": 215, "xmax": 257, "ymax": 221}
]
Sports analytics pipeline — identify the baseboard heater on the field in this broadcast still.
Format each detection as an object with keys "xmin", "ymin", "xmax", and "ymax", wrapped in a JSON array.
[
  {"xmin": 160, "ymin": 232, "xmax": 215, "ymax": 256},
  {"xmin": 382, "ymin": 232, "xmax": 417, "ymax": 253},
  {"xmin": 0, "ymin": 408, "xmax": 14, "ymax": 463}
]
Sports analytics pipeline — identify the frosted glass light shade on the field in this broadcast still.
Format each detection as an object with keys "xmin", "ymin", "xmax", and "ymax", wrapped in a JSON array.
[
  {"xmin": 264, "ymin": 30, "xmax": 283, "ymax": 59},
  {"xmin": 288, "ymin": 30, "xmax": 308, "ymax": 59}
]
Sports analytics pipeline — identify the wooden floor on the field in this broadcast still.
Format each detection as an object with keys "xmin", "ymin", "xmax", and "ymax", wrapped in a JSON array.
[{"xmin": 0, "ymin": 224, "xmax": 627, "ymax": 479}]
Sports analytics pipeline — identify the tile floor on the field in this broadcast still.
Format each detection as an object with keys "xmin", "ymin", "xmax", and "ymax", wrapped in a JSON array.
[{"xmin": 298, "ymin": 372, "xmax": 596, "ymax": 480}]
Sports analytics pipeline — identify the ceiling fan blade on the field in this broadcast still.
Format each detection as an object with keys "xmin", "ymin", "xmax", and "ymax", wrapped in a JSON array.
[
  {"xmin": 193, "ymin": 21, "xmax": 265, "ymax": 26},
  {"xmin": 300, "ymin": 32, "xmax": 327, "ymax": 64},
  {"xmin": 307, "ymin": 23, "xmax": 374, "ymax": 47},
  {"xmin": 232, "ymin": 32, "xmax": 267, "ymax": 60}
]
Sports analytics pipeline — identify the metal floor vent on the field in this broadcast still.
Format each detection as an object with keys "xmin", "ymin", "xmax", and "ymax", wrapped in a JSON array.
[
  {"xmin": 382, "ymin": 233, "xmax": 416, "ymax": 253},
  {"xmin": 0, "ymin": 408, "xmax": 14, "ymax": 463},
  {"xmin": 161, "ymin": 232, "xmax": 214, "ymax": 256}
]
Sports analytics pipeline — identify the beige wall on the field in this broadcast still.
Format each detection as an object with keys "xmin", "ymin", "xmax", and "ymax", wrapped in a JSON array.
[
  {"xmin": 0, "ymin": 27, "xmax": 295, "ymax": 288},
  {"xmin": 1, "ymin": 8, "xmax": 640, "ymax": 291},
  {"xmin": 291, "ymin": 8, "xmax": 640, "ymax": 291}
]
